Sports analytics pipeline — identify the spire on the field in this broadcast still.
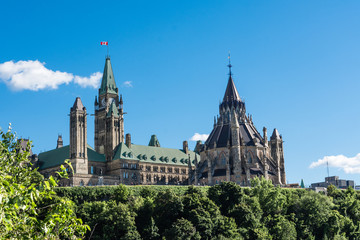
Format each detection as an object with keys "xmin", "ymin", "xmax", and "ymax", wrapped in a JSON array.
[
  {"xmin": 72, "ymin": 97, "xmax": 85, "ymax": 111},
  {"xmin": 120, "ymin": 94, "xmax": 123, "ymax": 109},
  {"xmin": 106, "ymin": 101, "xmax": 119, "ymax": 117},
  {"xmin": 99, "ymin": 57, "xmax": 118, "ymax": 95},
  {"xmin": 223, "ymin": 54, "xmax": 241, "ymax": 102},
  {"xmin": 300, "ymin": 179, "xmax": 305, "ymax": 188},
  {"xmin": 228, "ymin": 52, "xmax": 232, "ymax": 76},
  {"xmin": 148, "ymin": 135, "xmax": 161, "ymax": 147},
  {"xmin": 270, "ymin": 128, "xmax": 281, "ymax": 140}
]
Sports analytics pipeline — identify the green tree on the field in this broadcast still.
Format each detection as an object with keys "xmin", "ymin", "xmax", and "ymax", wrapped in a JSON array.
[
  {"xmin": 153, "ymin": 189, "xmax": 184, "ymax": 234},
  {"xmin": 77, "ymin": 200, "xmax": 141, "ymax": 240},
  {"xmin": 295, "ymin": 191, "xmax": 334, "ymax": 239},
  {"xmin": 164, "ymin": 218, "xmax": 200, "ymax": 240},
  {"xmin": 208, "ymin": 181, "xmax": 243, "ymax": 215},
  {"xmin": 0, "ymin": 125, "xmax": 89, "ymax": 239}
]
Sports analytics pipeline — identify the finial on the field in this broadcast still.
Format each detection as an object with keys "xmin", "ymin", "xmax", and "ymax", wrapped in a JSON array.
[{"xmin": 227, "ymin": 51, "xmax": 232, "ymax": 76}]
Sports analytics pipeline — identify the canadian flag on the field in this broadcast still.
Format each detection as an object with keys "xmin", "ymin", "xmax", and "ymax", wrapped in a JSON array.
[{"xmin": 100, "ymin": 41, "xmax": 108, "ymax": 45}]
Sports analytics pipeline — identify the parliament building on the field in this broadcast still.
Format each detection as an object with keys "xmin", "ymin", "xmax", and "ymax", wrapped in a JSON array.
[
  {"xmin": 36, "ymin": 56, "xmax": 286, "ymax": 187},
  {"xmin": 37, "ymin": 57, "xmax": 198, "ymax": 186},
  {"xmin": 194, "ymin": 62, "xmax": 286, "ymax": 186}
]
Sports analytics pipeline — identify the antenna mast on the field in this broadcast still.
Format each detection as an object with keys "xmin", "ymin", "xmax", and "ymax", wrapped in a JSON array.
[{"xmin": 327, "ymin": 160, "xmax": 330, "ymax": 178}]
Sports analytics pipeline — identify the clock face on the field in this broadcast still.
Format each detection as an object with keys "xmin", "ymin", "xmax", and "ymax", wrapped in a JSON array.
[
  {"xmin": 107, "ymin": 98, "xmax": 115, "ymax": 107},
  {"xmin": 101, "ymin": 98, "xmax": 106, "ymax": 107}
]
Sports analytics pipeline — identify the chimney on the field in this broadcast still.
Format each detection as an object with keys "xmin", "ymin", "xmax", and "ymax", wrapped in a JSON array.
[
  {"xmin": 126, "ymin": 133, "xmax": 131, "ymax": 148},
  {"xmin": 56, "ymin": 135, "xmax": 63, "ymax": 149},
  {"xmin": 183, "ymin": 140, "xmax": 188, "ymax": 154}
]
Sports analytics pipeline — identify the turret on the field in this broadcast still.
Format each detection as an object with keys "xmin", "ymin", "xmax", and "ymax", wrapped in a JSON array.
[
  {"xmin": 148, "ymin": 135, "xmax": 161, "ymax": 147},
  {"xmin": 270, "ymin": 128, "xmax": 286, "ymax": 184},
  {"xmin": 56, "ymin": 135, "xmax": 63, "ymax": 149},
  {"xmin": 230, "ymin": 109, "xmax": 242, "ymax": 183},
  {"xmin": 69, "ymin": 97, "xmax": 88, "ymax": 174},
  {"xmin": 263, "ymin": 127, "xmax": 268, "ymax": 147},
  {"xmin": 194, "ymin": 153, "xmax": 199, "ymax": 185},
  {"xmin": 120, "ymin": 94, "xmax": 123, "ymax": 109}
]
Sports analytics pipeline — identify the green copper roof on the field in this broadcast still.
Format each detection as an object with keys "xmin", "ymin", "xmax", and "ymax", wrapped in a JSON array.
[
  {"xmin": 99, "ymin": 57, "xmax": 118, "ymax": 95},
  {"xmin": 38, "ymin": 144, "xmax": 105, "ymax": 170},
  {"xmin": 113, "ymin": 142, "xmax": 199, "ymax": 166},
  {"xmin": 148, "ymin": 135, "xmax": 160, "ymax": 147},
  {"xmin": 107, "ymin": 101, "xmax": 120, "ymax": 117}
]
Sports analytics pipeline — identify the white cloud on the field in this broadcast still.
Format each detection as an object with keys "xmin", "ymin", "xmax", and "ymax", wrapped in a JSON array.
[
  {"xmin": 190, "ymin": 133, "xmax": 209, "ymax": 142},
  {"xmin": 0, "ymin": 60, "xmax": 102, "ymax": 91},
  {"xmin": 122, "ymin": 81, "xmax": 133, "ymax": 87},
  {"xmin": 309, "ymin": 153, "xmax": 360, "ymax": 174},
  {"xmin": 74, "ymin": 72, "xmax": 102, "ymax": 88}
]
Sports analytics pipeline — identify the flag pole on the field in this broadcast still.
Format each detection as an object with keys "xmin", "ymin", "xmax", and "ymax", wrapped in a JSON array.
[{"xmin": 107, "ymin": 41, "xmax": 109, "ymax": 57}]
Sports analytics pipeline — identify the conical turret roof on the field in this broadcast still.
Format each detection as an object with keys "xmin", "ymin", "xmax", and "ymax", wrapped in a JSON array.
[
  {"xmin": 148, "ymin": 135, "xmax": 161, "ymax": 147},
  {"xmin": 72, "ymin": 97, "xmax": 85, "ymax": 111},
  {"xmin": 271, "ymin": 128, "xmax": 281, "ymax": 140},
  {"xmin": 223, "ymin": 75, "xmax": 241, "ymax": 102},
  {"xmin": 99, "ymin": 57, "xmax": 118, "ymax": 95}
]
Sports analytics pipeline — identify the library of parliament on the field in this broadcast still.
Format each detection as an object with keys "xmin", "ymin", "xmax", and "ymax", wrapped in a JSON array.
[{"xmin": 35, "ymin": 56, "xmax": 286, "ymax": 186}]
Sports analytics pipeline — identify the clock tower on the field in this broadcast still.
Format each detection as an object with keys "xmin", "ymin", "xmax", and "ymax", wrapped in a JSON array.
[{"xmin": 94, "ymin": 57, "xmax": 124, "ymax": 161}]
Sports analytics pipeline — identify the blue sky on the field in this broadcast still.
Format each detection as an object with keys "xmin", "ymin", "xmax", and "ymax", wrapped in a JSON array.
[{"xmin": 1, "ymin": 0, "xmax": 360, "ymax": 186}]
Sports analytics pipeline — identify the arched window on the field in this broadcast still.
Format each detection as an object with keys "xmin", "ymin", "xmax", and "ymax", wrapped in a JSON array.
[
  {"xmin": 248, "ymin": 152, "xmax": 252, "ymax": 163},
  {"xmin": 221, "ymin": 157, "xmax": 226, "ymax": 166},
  {"xmin": 91, "ymin": 166, "xmax": 94, "ymax": 174}
]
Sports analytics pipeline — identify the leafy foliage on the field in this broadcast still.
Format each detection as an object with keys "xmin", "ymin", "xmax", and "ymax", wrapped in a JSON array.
[{"xmin": 0, "ymin": 126, "xmax": 88, "ymax": 239}]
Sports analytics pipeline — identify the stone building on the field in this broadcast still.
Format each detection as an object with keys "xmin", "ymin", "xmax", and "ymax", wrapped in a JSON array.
[
  {"xmin": 194, "ymin": 60, "xmax": 286, "ymax": 186},
  {"xmin": 311, "ymin": 176, "xmax": 354, "ymax": 189},
  {"xmin": 37, "ymin": 57, "xmax": 198, "ymax": 186}
]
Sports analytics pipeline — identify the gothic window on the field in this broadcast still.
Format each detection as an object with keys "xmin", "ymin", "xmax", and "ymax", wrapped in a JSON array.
[
  {"xmin": 248, "ymin": 152, "xmax": 252, "ymax": 163},
  {"xmin": 80, "ymin": 180, "xmax": 84, "ymax": 186},
  {"xmin": 91, "ymin": 166, "xmax": 94, "ymax": 174},
  {"xmin": 123, "ymin": 163, "xmax": 128, "ymax": 168}
]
